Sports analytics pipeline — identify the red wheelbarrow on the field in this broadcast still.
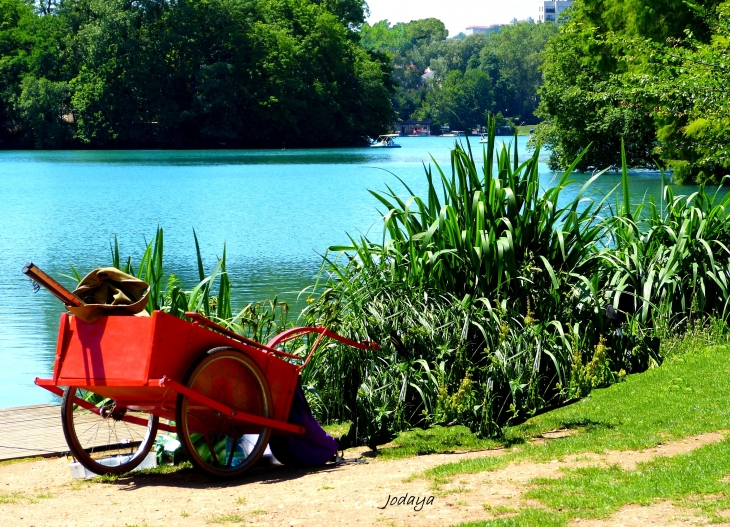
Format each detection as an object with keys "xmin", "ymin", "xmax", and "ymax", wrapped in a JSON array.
[{"xmin": 35, "ymin": 304, "xmax": 377, "ymax": 478}]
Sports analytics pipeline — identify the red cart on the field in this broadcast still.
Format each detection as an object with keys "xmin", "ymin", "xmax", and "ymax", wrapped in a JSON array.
[{"xmin": 35, "ymin": 310, "xmax": 377, "ymax": 478}]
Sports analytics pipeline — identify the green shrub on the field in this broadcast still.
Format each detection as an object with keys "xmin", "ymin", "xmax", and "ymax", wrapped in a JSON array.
[{"xmin": 302, "ymin": 121, "xmax": 730, "ymax": 446}]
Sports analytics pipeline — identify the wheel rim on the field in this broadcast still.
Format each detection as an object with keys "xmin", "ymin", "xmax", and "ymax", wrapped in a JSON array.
[
  {"xmin": 177, "ymin": 349, "xmax": 272, "ymax": 477},
  {"xmin": 61, "ymin": 387, "xmax": 158, "ymax": 475}
]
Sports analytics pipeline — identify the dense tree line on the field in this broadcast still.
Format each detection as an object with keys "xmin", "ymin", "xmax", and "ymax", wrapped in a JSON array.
[
  {"xmin": 537, "ymin": 0, "xmax": 730, "ymax": 182},
  {"xmin": 359, "ymin": 19, "xmax": 559, "ymax": 132},
  {"xmin": 0, "ymin": 0, "xmax": 393, "ymax": 148}
]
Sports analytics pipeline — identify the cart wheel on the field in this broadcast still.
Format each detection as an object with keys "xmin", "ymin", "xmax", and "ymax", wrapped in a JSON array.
[
  {"xmin": 61, "ymin": 387, "xmax": 159, "ymax": 475},
  {"xmin": 176, "ymin": 347, "xmax": 272, "ymax": 478}
]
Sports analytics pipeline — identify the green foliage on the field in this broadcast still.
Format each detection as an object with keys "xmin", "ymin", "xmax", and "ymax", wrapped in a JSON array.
[
  {"xmin": 16, "ymin": 76, "xmax": 71, "ymax": 148},
  {"xmin": 422, "ymin": 340, "xmax": 730, "ymax": 491},
  {"xmin": 360, "ymin": 19, "xmax": 558, "ymax": 127},
  {"xmin": 434, "ymin": 372, "xmax": 477, "ymax": 425},
  {"xmin": 567, "ymin": 337, "xmax": 624, "ymax": 398},
  {"xmin": 537, "ymin": 0, "xmax": 730, "ymax": 181},
  {"xmin": 303, "ymin": 121, "xmax": 616, "ymax": 444},
  {"xmin": 0, "ymin": 0, "xmax": 393, "ymax": 148},
  {"xmin": 302, "ymin": 124, "xmax": 730, "ymax": 448},
  {"xmin": 105, "ymin": 227, "xmax": 292, "ymax": 344},
  {"xmin": 375, "ymin": 424, "xmax": 500, "ymax": 459}
]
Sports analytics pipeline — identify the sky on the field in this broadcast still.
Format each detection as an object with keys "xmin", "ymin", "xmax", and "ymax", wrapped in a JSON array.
[{"xmin": 365, "ymin": 0, "xmax": 540, "ymax": 37}]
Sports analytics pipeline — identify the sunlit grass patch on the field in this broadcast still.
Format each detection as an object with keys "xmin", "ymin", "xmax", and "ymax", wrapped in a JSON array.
[
  {"xmin": 454, "ymin": 508, "xmax": 568, "ymax": 526},
  {"xmin": 428, "ymin": 343, "xmax": 730, "ymax": 486},
  {"xmin": 419, "ymin": 455, "xmax": 511, "ymax": 483},
  {"xmin": 519, "ymin": 438, "xmax": 730, "ymax": 523},
  {"xmin": 482, "ymin": 504, "xmax": 517, "ymax": 515},
  {"xmin": 0, "ymin": 457, "xmax": 43, "ymax": 467},
  {"xmin": 208, "ymin": 514, "xmax": 246, "ymax": 524},
  {"xmin": 322, "ymin": 421, "xmax": 352, "ymax": 439},
  {"xmin": 0, "ymin": 490, "xmax": 53, "ymax": 505},
  {"xmin": 376, "ymin": 425, "xmax": 501, "ymax": 460},
  {"xmin": 0, "ymin": 492, "xmax": 26, "ymax": 504}
]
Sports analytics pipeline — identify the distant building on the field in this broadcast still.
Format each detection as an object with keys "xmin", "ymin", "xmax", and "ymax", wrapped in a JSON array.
[
  {"xmin": 396, "ymin": 120, "xmax": 431, "ymax": 136},
  {"xmin": 536, "ymin": 0, "xmax": 573, "ymax": 23},
  {"xmin": 465, "ymin": 25, "xmax": 502, "ymax": 35}
]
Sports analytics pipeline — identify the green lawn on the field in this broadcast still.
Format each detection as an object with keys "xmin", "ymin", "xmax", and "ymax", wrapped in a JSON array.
[{"xmin": 417, "ymin": 341, "xmax": 730, "ymax": 526}]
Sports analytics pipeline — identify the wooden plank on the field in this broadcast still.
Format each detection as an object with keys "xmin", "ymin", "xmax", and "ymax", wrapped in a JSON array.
[
  {"xmin": 0, "ymin": 404, "xmax": 68, "ymax": 460},
  {"xmin": 0, "ymin": 403, "xmax": 152, "ymax": 462}
]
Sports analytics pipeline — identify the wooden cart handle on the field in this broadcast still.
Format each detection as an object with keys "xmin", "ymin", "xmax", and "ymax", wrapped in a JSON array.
[{"xmin": 22, "ymin": 262, "xmax": 84, "ymax": 307}]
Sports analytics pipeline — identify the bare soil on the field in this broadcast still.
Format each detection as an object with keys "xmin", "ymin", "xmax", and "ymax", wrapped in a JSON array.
[{"xmin": 0, "ymin": 432, "xmax": 724, "ymax": 527}]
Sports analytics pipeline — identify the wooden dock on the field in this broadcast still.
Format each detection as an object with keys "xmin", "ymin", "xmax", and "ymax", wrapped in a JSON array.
[{"xmin": 0, "ymin": 404, "xmax": 70, "ymax": 461}]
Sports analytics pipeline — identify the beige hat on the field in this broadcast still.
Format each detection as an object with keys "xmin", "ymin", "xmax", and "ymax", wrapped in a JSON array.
[{"xmin": 66, "ymin": 267, "xmax": 150, "ymax": 323}]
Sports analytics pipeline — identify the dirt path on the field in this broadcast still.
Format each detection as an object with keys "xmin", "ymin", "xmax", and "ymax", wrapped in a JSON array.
[{"xmin": 0, "ymin": 432, "xmax": 724, "ymax": 527}]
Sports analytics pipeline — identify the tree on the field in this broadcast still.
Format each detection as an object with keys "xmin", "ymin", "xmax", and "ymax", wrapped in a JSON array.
[
  {"xmin": 17, "ymin": 76, "xmax": 71, "ymax": 148},
  {"xmin": 536, "ymin": 0, "xmax": 729, "ymax": 178},
  {"xmin": 0, "ymin": 0, "xmax": 394, "ymax": 148},
  {"xmin": 416, "ymin": 68, "xmax": 493, "ymax": 130},
  {"xmin": 480, "ymin": 21, "xmax": 559, "ymax": 123},
  {"xmin": 536, "ymin": 22, "xmax": 656, "ymax": 171}
]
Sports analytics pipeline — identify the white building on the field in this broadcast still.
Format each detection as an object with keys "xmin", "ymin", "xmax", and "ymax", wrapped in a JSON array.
[
  {"xmin": 465, "ymin": 25, "xmax": 502, "ymax": 35},
  {"xmin": 536, "ymin": 0, "xmax": 574, "ymax": 23}
]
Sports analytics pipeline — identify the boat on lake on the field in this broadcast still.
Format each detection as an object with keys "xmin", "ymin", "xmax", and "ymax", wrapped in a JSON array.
[
  {"xmin": 370, "ymin": 134, "xmax": 402, "ymax": 148},
  {"xmin": 441, "ymin": 131, "xmax": 464, "ymax": 138},
  {"xmin": 479, "ymin": 133, "xmax": 488, "ymax": 143}
]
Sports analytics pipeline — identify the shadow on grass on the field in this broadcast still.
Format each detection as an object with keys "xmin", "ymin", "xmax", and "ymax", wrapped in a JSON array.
[{"xmin": 558, "ymin": 418, "xmax": 616, "ymax": 431}]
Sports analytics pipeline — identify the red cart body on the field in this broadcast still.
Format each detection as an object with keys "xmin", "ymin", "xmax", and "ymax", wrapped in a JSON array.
[
  {"xmin": 36, "ymin": 310, "xmax": 378, "ymax": 478},
  {"xmin": 44, "ymin": 311, "xmax": 299, "ymax": 426}
]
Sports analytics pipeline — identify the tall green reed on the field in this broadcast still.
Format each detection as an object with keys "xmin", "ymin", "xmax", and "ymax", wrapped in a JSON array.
[
  {"xmin": 303, "ymin": 126, "xmax": 730, "ymax": 445},
  {"xmin": 303, "ymin": 119, "xmax": 620, "ymax": 441},
  {"xmin": 104, "ymin": 227, "xmax": 291, "ymax": 342}
]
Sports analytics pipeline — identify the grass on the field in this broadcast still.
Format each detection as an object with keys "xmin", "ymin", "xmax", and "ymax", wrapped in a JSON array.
[
  {"xmin": 481, "ymin": 504, "xmax": 517, "ymax": 515},
  {"xmin": 422, "ymin": 342, "xmax": 730, "ymax": 484},
  {"xmin": 455, "ymin": 437, "xmax": 730, "ymax": 526},
  {"xmin": 374, "ymin": 425, "xmax": 501, "ymax": 460},
  {"xmin": 0, "ymin": 491, "xmax": 53, "ymax": 504},
  {"xmin": 208, "ymin": 514, "xmax": 246, "ymax": 524},
  {"xmin": 95, "ymin": 461, "xmax": 194, "ymax": 483},
  {"xmin": 378, "ymin": 331, "xmax": 730, "ymax": 526},
  {"xmin": 0, "ymin": 457, "xmax": 43, "ymax": 467},
  {"xmin": 515, "ymin": 125, "xmax": 535, "ymax": 136},
  {"xmin": 321, "ymin": 421, "xmax": 352, "ymax": 439}
]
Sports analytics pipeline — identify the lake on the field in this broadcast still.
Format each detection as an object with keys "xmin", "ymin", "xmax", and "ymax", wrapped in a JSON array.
[{"xmin": 0, "ymin": 136, "xmax": 682, "ymax": 408}]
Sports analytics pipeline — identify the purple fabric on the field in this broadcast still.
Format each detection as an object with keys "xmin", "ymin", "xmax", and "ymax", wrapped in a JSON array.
[{"xmin": 268, "ymin": 383, "xmax": 338, "ymax": 466}]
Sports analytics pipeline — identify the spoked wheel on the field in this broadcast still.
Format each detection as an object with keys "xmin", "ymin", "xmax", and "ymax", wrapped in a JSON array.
[
  {"xmin": 176, "ymin": 347, "xmax": 272, "ymax": 479},
  {"xmin": 61, "ymin": 387, "xmax": 159, "ymax": 475}
]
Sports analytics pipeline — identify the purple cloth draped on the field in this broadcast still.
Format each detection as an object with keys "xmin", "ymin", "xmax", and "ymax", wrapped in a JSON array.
[{"xmin": 268, "ymin": 383, "xmax": 338, "ymax": 466}]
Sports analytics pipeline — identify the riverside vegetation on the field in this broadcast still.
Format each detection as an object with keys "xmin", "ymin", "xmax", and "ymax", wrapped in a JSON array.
[
  {"xmin": 0, "ymin": 0, "xmax": 392, "ymax": 148},
  {"xmin": 94, "ymin": 122, "xmax": 730, "ymax": 448},
  {"xmin": 536, "ymin": 0, "xmax": 730, "ymax": 184}
]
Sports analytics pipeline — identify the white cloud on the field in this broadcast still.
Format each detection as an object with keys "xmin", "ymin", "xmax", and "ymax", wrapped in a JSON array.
[{"xmin": 365, "ymin": 0, "xmax": 539, "ymax": 36}]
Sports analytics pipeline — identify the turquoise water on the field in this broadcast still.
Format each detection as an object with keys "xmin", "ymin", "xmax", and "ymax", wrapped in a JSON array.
[{"xmin": 0, "ymin": 136, "xmax": 682, "ymax": 408}]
